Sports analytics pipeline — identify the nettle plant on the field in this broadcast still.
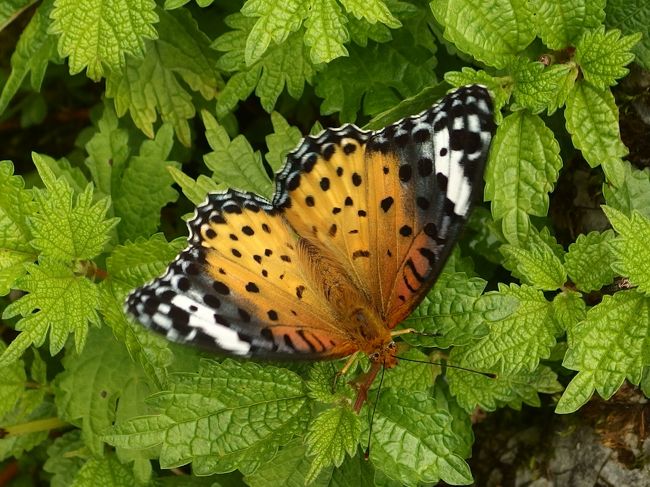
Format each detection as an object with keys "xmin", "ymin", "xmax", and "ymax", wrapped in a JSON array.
[{"xmin": 0, "ymin": 0, "xmax": 648, "ymax": 485}]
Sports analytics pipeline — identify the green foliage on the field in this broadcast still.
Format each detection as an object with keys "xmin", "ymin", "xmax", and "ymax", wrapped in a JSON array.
[{"xmin": 0, "ymin": 0, "xmax": 648, "ymax": 485}]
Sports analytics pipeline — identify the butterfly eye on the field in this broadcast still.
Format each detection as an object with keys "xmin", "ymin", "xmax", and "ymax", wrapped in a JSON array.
[
  {"xmin": 370, "ymin": 351, "xmax": 381, "ymax": 362},
  {"xmin": 387, "ymin": 341, "xmax": 396, "ymax": 351}
]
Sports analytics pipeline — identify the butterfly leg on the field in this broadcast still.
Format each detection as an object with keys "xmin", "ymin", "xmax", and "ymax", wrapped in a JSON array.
[
  {"xmin": 332, "ymin": 352, "xmax": 360, "ymax": 393},
  {"xmin": 390, "ymin": 328, "xmax": 416, "ymax": 337}
]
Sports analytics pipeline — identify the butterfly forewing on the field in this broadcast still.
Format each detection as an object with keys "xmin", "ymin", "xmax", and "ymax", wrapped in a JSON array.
[{"xmin": 126, "ymin": 85, "xmax": 495, "ymax": 360}]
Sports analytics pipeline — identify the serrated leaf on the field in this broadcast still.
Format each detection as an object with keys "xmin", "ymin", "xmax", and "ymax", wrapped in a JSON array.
[
  {"xmin": 304, "ymin": 0, "xmax": 349, "ymax": 64},
  {"xmin": 485, "ymin": 111, "xmax": 562, "ymax": 245},
  {"xmin": 167, "ymin": 166, "xmax": 223, "ymax": 207},
  {"xmin": 0, "ymin": 259, "xmax": 100, "ymax": 364},
  {"xmin": 458, "ymin": 284, "xmax": 559, "ymax": 375},
  {"xmin": 0, "ymin": 161, "xmax": 36, "ymax": 296},
  {"xmin": 431, "ymin": 0, "xmax": 535, "ymax": 69},
  {"xmin": 265, "ymin": 112, "xmax": 302, "ymax": 173},
  {"xmin": 49, "ymin": 0, "xmax": 158, "ymax": 80},
  {"xmin": 340, "ymin": 0, "xmax": 400, "ymax": 27},
  {"xmin": 213, "ymin": 14, "xmax": 316, "ymax": 116},
  {"xmin": 557, "ymin": 290, "xmax": 650, "ymax": 413},
  {"xmin": 575, "ymin": 27, "xmax": 641, "ymax": 90},
  {"xmin": 501, "ymin": 232, "xmax": 567, "ymax": 290},
  {"xmin": 113, "ymin": 124, "xmax": 180, "ymax": 242},
  {"xmin": 245, "ymin": 439, "xmax": 331, "ymax": 487},
  {"xmin": 604, "ymin": 207, "xmax": 650, "ymax": 295},
  {"xmin": 448, "ymin": 358, "xmax": 562, "ymax": 412},
  {"xmin": 511, "ymin": 60, "xmax": 577, "ymax": 114},
  {"xmin": 565, "ymin": 82, "xmax": 628, "ymax": 180},
  {"xmin": 0, "ymin": 341, "xmax": 26, "ymax": 419},
  {"xmin": 0, "ymin": 0, "xmax": 59, "ymax": 115},
  {"xmin": 315, "ymin": 39, "xmax": 435, "ymax": 122},
  {"xmin": 529, "ymin": 0, "xmax": 605, "ymax": 49},
  {"xmin": 369, "ymin": 390, "xmax": 472, "ymax": 485},
  {"xmin": 71, "ymin": 455, "xmax": 136, "ymax": 487},
  {"xmin": 43, "ymin": 431, "xmax": 86, "ymax": 487},
  {"xmin": 305, "ymin": 406, "xmax": 361, "ymax": 483},
  {"xmin": 55, "ymin": 326, "xmax": 154, "ymax": 455},
  {"xmin": 106, "ymin": 8, "xmax": 222, "ymax": 146},
  {"xmin": 605, "ymin": 0, "xmax": 650, "ymax": 71},
  {"xmin": 241, "ymin": 0, "xmax": 307, "ymax": 65},
  {"xmin": 603, "ymin": 164, "xmax": 650, "ymax": 219},
  {"xmin": 402, "ymin": 272, "xmax": 488, "ymax": 348},
  {"xmin": 202, "ymin": 111, "xmax": 273, "ymax": 197},
  {"xmin": 552, "ymin": 290, "xmax": 586, "ymax": 333},
  {"xmin": 30, "ymin": 154, "xmax": 118, "ymax": 260},
  {"xmin": 103, "ymin": 360, "xmax": 308, "ymax": 475},
  {"xmin": 565, "ymin": 230, "xmax": 616, "ymax": 292},
  {"xmin": 381, "ymin": 348, "xmax": 437, "ymax": 393}
]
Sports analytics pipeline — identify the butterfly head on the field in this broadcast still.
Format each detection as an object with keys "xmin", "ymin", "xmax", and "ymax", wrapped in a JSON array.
[{"xmin": 368, "ymin": 340, "xmax": 398, "ymax": 369}]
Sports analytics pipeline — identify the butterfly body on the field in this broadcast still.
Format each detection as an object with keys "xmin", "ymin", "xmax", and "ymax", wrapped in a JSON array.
[{"xmin": 126, "ymin": 85, "xmax": 495, "ymax": 405}]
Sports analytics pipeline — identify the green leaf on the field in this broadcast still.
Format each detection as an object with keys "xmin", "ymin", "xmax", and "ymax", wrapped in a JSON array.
[
  {"xmin": 501, "ymin": 231, "xmax": 567, "ymax": 290},
  {"xmin": 202, "ymin": 111, "xmax": 273, "ymax": 197},
  {"xmin": 431, "ymin": 0, "xmax": 535, "ymax": 69},
  {"xmin": 1, "ymin": 259, "xmax": 100, "ymax": 364},
  {"xmin": 103, "ymin": 360, "xmax": 308, "ymax": 475},
  {"xmin": 305, "ymin": 406, "xmax": 361, "ymax": 483},
  {"xmin": 167, "ymin": 167, "xmax": 223, "ymax": 207},
  {"xmin": 340, "ymin": 0, "xmax": 400, "ymax": 27},
  {"xmin": 575, "ymin": 27, "xmax": 641, "ymax": 90},
  {"xmin": 304, "ymin": 0, "xmax": 349, "ymax": 64},
  {"xmin": 0, "ymin": 0, "xmax": 33, "ymax": 29},
  {"xmin": 552, "ymin": 290, "xmax": 586, "ymax": 333},
  {"xmin": 265, "ymin": 112, "xmax": 302, "ymax": 173},
  {"xmin": 529, "ymin": 0, "xmax": 605, "ymax": 49},
  {"xmin": 315, "ymin": 39, "xmax": 435, "ymax": 122},
  {"xmin": 214, "ymin": 14, "xmax": 316, "ymax": 115},
  {"xmin": 603, "ymin": 164, "xmax": 650, "ymax": 219},
  {"xmin": 30, "ymin": 154, "xmax": 119, "ymax": 260},
  {"xmin": 485, "ymin": 111, "xmax": 562, "ymax": 244},
  {"xmin": 0, "ymin": 340, "xmax": 26, "ymax": 419},
  {"xmin": 241, "ymin": 0, "xmax": 307, "ymax": 65},
  {"xmin": 49, "ymin": 0, "xmax": 158, "ymax": 80},
  {"xmin": 112, "ymin": 124, "xmax": 180, "ymax": 242},
  {"xmin": 245, "ymin": 439, "xmax": 331, "ymax": 487},
  {"xmin": 55, "ymin": 326, "xmax": 155, "ymax": 455},
  {"xmin": 369, "ymin": 390, "xmax": 472, "ymax": 485},
  {"xmin": 381, "ymin": 348, "xmax": 437, "ymax": 393},
  {"xmin": 0, "ymin": 161, "xmax": 36, "ymax": 296},
  {"xmin": 511, "ymin": 60, "xmax": 577, "ymax": 114},
  {"xmin": 448, "ymin": 358, "xmax": 562, "ymax": 411},
  {"xmin": 565, "ymin": 230, "xmax": 616, "ymax": 292},
  {"xmin": 444, "ymin": 68, "xmax": 510, "ymax": 118},
  {"xmin": 71, "ymin": 455, "xmax": 136, "ymax": 487},
  {"xmin": 0, "ymin": 0, "xmax": 59, "ymax": 115},
  {"xmin": 458, "ymin": 284, "xmax": 559, "ymax": 374},
  {"xmin": 402, "ymin": 272, "xmax": 488, "ymax": 348},
  {"xmin": 605, "ymin": 0, "xmax": 650, "ymax": 71},
  {"xmin": 564, "ymin": 81, "xmax": 628, "ymax": 178},
  {"xmin": 106, "ymin": 8, "xmax": 222, "ymax": 146},
  {"xmin": 0, "ymin": 393, "xmax": 54, "ymax": 461},
  {"xmin": 604, "ymin": 207, "xmax": 650, "ymax": 295},
  {"xmin": 43, "ymin": 431, "xmax": 86, "ymax": 487},
  {"xmin": 557, "ymin": 290, "xmax": 650, "ymax": 413},
  {"xmin": 330, "ymin": 453, "xmax": 376, "ymax": 487}
]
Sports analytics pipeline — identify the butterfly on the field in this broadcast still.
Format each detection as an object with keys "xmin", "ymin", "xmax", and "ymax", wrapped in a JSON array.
[{"xmin": 126, "ymin": 85, "xmax": 495, "ymax": 410}]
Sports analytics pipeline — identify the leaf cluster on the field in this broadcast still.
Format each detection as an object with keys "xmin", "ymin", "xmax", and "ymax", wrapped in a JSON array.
[{"xmin": 0, "ymin": 0, "xmax": 649, "ymax": 485}]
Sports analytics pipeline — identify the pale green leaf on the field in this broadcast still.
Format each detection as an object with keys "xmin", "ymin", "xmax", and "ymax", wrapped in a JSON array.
[
  {"xmin": 604, "ymin": 207, "xmax": 650, "ymax": 295},
  {"xmin": 305, "ymin": 406, "xmax": 361, "ymax": 483},
  {"xmin": 530, "ymin": 0, "xmax": 605, "ymax": 49},
  {"xmin": 501, "ymin": 232, "xmax": 567, "ymax": 290},
  {"xmin": 1, "ymin": 259, "xmax": 100, "ymax": 364},
  {"xmin": 106, "ymin": 8, "xmax": 222, "ymax": 146},
  {"xmin": 485, "ymin": 111, "xmax": 562, "ymax": 244},
  {"xmin": 0, "ymin": 0, "xmax": 59, "ymax": 114},
  {"xmin": 565, "ymin": 81, "xmax": 628, "ymax": 175},
  {"xmin": 603, "ymin": 164, "xmax": 650, "ymax": 219},
  {"xmin": 202, "ymin": 111, "xmax": 273, "ymax": 197},
  {"xmin": 265, "ymin": 112, "xmax": 302, "ymax": 173},
  {"xmin": 557, "ymin": 290, "xmax": 650, "ymax": 413},
  {"xmin": 167, "ymin": 166, "xmax": 223, "ymax": 207},
  {"xmin": 49, "ymin": 0, "xmax": 158, "ymax": 80},
  {"xmin": 565, "ymin": 230, "xmax": 616, "ymax": 292},
  {"xmin": 576, "ymin": 27, "xmax": 641, "ymax": 90},
  {"xmin": 43, "ymin": 431, "xmax": 86, "ymax": 487},
  {"xmin": 605, "ymin": 0, "xmax": 650, "ymax": 71},
  {"xmin": 511, "ymin": 60, "xmax": 577, "ymax": 114},
  {"xmin": 71, "ymin": 455, "xmax": 136, "ymax": 487},
  {"xmin": 304, "ymin": 0, "xmax": 349, "ymax": 64},
  {"xmin": 0, "ymin": 341, "xmax": 26, "ymax": 418},
  {"xmin": 431, "ymin": 0, "xmax": 535, "ymax": 68},
  {"xmin": 552, "ymin": 290, "xmax": 586, "ymax": 333},
  {"xmin": 340, "ymin": 0, "xmax": 401, "ymax": 27}
]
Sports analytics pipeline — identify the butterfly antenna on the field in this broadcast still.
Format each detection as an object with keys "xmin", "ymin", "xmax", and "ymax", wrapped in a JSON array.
[
  {"xmin": 364, "ymin": 363, "xmax": 386, "ymax": 460},
  {"xmin": 395, "ymin": 355, "xmax": 497, "ymax": 379}
]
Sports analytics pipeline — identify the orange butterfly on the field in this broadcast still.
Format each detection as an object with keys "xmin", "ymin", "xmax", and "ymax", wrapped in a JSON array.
[{"xmin": 126, "ymin": 85, "xmax": 495, "ymax": 411}]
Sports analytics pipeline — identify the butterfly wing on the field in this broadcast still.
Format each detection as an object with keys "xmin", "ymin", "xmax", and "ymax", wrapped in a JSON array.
[
  {"xmin": 126, "ymin": 190, "xmax": 357, "ymax": 359},
  {"xmin": 276, "ymin": 85, "xmax": 495, "ymax": 326}
]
